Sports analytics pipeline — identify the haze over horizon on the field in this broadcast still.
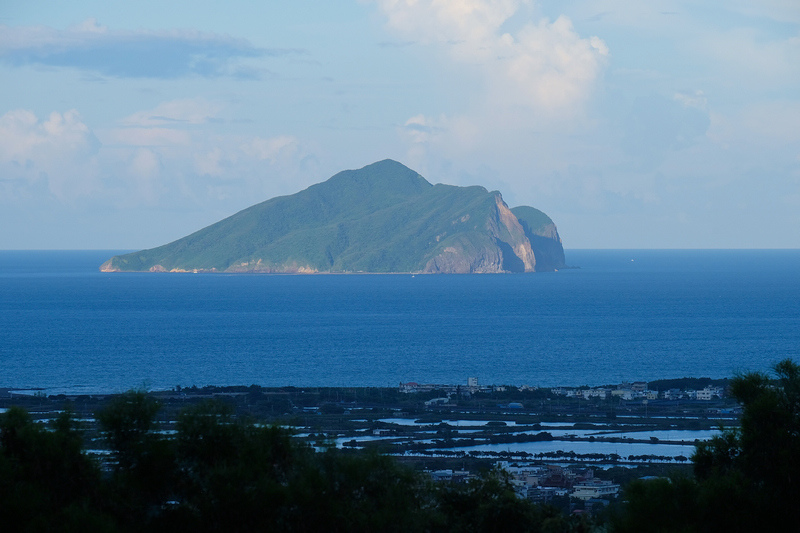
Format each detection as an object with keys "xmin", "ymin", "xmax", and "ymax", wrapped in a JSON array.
[{"xmin": 2, "ymin": 1, "xmax": 798, "ymax": 250}]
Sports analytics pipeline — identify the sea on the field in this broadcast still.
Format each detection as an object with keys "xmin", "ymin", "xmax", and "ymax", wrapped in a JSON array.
[{"xmin": 1, "ymin": 249, "xmax": 799, "ymax": 395}]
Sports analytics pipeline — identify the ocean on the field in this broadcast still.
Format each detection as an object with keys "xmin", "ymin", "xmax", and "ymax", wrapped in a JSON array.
[{"xmin": 1, "ymin": 249, "xmax": 798, "ymax": 395}]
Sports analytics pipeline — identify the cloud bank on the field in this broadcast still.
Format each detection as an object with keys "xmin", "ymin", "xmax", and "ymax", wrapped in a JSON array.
[
  {"xmin": 0, "ymin": 102, "xmax": 305, "ymax": 212},
  {"xmin": 374, "ymin": 0, "xmax": 611, "ymax": 190},
  {"xmin": 0, "ymin": 18, "xmax": 302, "ymax": 78},
  {"xmin": 376, "ymin": 0, "xmax": 608, "ymax": 111}
]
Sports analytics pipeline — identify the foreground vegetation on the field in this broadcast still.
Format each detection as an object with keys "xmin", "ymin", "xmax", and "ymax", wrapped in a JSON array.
[
  {"xmin": 612, "ymin": 359, "xmax": 800, "ymax": 532},
  {"xmin": 0, "ymin": 394, "xmax": 589, "ymax": 532},
  {"xmin": 2, "ymin": 359, "xmax": 798, "ymax": 531}
]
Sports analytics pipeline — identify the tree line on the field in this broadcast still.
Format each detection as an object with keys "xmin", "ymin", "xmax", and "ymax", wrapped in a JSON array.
[
  {"xmin": 612, "ymin": 359, "xmax": 800, "ymax": 532},
  {"xmin": 0, "ymin": 392, "xmax": 586, "ymax": 532}
]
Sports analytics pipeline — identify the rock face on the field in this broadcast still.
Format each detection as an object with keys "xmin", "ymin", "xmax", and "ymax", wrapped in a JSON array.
[
  {"xmin": 511, "ymin": 205, "xmax": 566, "ymax": 273},
  {"xmin": 421, "ymin": 196, "xmax": 538, "ymax": 273},
  {"xmin": 101, "ymin": 160, "xmax": 567, "ymax": 274}
]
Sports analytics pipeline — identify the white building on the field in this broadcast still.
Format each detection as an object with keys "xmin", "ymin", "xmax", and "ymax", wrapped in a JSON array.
[
  {"xmin": 612, "ymin": 389, "xmax": 635, "ymax": 400},
  {"xmin": 571, "ymin": 480, "xmax": 620, "ymax": 500},
  {"xmin": 696, "ymin": 386, "xmax": 723, "ymax": 400},
  {"xmin": 582, "ymin": 388, "xmax": 611, "ymax": 400},
  {"xmin": 424, "ymin": 397, "xmax": 449, "ymax": 406}
]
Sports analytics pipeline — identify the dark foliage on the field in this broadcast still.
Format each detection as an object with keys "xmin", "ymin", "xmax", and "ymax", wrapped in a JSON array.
[
  {"xmin": 0, "ymin": 406, "xmax": 114, "ymax": 532},
  {"xmin": 1, "ymin": 393, "xmax": 580, "ymax": 532},
  {"xmin": 611, "ymin": 359, "xmax": 800, "ymax": 532}
]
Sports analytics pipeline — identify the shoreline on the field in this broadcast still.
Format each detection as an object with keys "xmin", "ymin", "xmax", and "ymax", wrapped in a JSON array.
[{"xmin": 2, "ymin": 374, "xmax": 732, "ymax": 400}]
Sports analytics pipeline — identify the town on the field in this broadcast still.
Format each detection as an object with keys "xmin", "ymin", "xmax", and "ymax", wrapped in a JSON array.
[{"xmin": 401, "ymin": 377, "xmax": 728, "ymax": 402}]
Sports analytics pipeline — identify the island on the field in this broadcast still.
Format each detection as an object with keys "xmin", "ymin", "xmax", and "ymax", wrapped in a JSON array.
[{"xmin": 101, "ymin": 159, "xmax": 566, "ymax": 273}]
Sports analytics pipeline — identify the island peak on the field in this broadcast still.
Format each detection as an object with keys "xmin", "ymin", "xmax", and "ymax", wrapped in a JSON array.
[{"xmin": 102, "ymin": 161, "xmax": 566, "ymax": 274}]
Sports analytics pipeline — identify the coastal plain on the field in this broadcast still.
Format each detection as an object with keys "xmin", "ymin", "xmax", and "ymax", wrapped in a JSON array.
[{"xmin": 1, "ymin": 379, "xmax": 735, "ymax": 469}]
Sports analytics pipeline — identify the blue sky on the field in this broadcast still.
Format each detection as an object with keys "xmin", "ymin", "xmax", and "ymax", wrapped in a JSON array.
[{"xmin": 1, "ymin": 1, "xmax": 798, "ymax": 249}]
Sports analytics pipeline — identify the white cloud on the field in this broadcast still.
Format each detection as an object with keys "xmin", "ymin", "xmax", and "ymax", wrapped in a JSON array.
[
  {"xmin": 575, "ymin": 2, "xmax": 800, "ymax": 92},
  {"xmin": 401, "ymin": 114, "xmax": 442, "ymax": 145},
  {"xmin": 376, "ymin": 0, "xmax": 611, "ymax": 191},
  {"xmin": 379, "ymin": 0, "xmax": 518, "ymax": 45},
  {"xmin": 130, "ymin": 148, "xmax": 161, "ymax": 179},
  {"xmin": 400, "ymin": 113, "xmax": 478, "ymax": 156},
  {"xmin": 709, "ymin": 100, "xmax": 800, "ymax": 158},
  {"xmin": 102, "ymin": 98, "xmax": 224, "ymax": 148},
  {"xmin": 699, "ymin": 28, "xmax": 800, "ymax": 90},
  {"xmin": 194, "ymin": 147, "xmax": 228, "ymax": 177},
  {"xmin": 241, "ymin": 135, "xmax": 298, "ymax": 162},
  {"xmin": 400, "ymin": 114, "xmax": 449, "ymax": 169},
  {"xmin": 0, "ymin": 109, "xmax": 96, "ymax": 163},
  {"xmin": 375, "ymin": 0, "xmax": 608, "ymax": 111},
  {"xmin": 125, "ymin": 149, "xmax": 164, "ymax": 205},
  {"xmin": 496, "ymin": 16, "xmax": 609, "ymax": 109},
  {"xmin": 120, "ymin": 98, "xmax": 225, "ymax": 127},
  {"xmin": 674, "ymin": 90, "xmax": 707, "ymax": 110},
  {"xmin": 0, "ymin": 109, "xmax": 100, "ymax": 201},
  {"xmin": 103, "ymin": 128, "xmax": 192, "ymax": 147},
  {"xmin": 0, "ymin": 104, "xmax": 313, "ymax": 211}
]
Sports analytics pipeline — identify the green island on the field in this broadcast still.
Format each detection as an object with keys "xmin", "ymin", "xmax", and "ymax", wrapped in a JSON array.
[
  {"xmin": 100, "ymin": 159, "xmax": 566, "ymax": 274},
  {"xmin": 3, "ymin": 360, "xmax": 799, "ymax": 531}
]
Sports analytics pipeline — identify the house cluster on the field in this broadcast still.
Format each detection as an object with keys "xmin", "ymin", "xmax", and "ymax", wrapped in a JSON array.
[
  {"xmin": 551, "ymin": 381, "xmax": 725, "ymax": 401},
  {"xmin": 425, "ymin": 462, "xmax": 620, "ymax": 506},
  {"xmin": 500, "ymin": 462, "xmax": 619, "ymax": 505},
  {"xmin": 399, "ymin": 379, "xmax": 725, "ymax": 402},
  {"xmin": 399, "ymin": 378, "xmax": 508, "ymax": 396},
  {"xmin": 662, "ymin": 386, "xmax": 725, "ymax": 400}
]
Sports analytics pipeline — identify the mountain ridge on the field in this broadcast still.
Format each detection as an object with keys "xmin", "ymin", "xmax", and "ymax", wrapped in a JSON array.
[{"xmin": 101, "ymin": 160, "xmax": 567, "ymax": 273}]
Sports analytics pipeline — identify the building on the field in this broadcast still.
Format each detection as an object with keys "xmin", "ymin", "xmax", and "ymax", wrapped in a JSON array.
[
  {"xmin": 612, "ymin": 389, "xmax": 635, "ymax": 400},
  {"xmin": 571, "ymin": 480, "xmax": 620, "ymax": 500},
  {"xmin": 399, "ymin": 382, "xmax": 457, "ymax": 394},
  {"xmin": 582, "ymin": 388, "xmax": 611, "ymax": 400},
  {"xmin": 663, "ymin": 388, "xmax": 684, "ymax": 400},
  {"xmin": 424, "ymin": 397, "xmax": 449, "ymax": 406},
  {"xmin": 428, "ymin": 469, "xmax": 473, "ymax": 483},
  {"xmin": 696, "ymin": 386, "xmax": 723, "ymax": 400}
]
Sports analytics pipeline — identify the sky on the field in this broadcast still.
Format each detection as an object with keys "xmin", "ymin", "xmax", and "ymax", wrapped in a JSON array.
[{"xmin": 1, "ymin": 1, "xmax": 798, "ymax": 249}]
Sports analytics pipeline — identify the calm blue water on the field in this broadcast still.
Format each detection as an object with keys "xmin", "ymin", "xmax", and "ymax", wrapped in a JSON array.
[{"xmin": 1, "ymin": 250, "xmax": 799, "ymax": 394}]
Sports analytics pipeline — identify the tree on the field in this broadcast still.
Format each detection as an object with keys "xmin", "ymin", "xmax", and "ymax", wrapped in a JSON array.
[
  {"xmin": 432, "ymin": 468, "xmax": 574, "ymax": 532},
  {"xmin": 0, "ymin": 406, "xmax": 113, "ymax": 532},
  {"xmin": 691, "ymin": 358, "xmax": 800, "ymax": 529},
  {"xmin": 166, "ymin": 400, "xmax": 301, "ymax": 531},
  {"xmin": 96, "ymin": 391, "xmax": 161, "ymax": 472},
  {"xmin": 96, "ymin": 391, "xmax": 177, "ymax": 526},
  {"xmin": 613, "ymin": 359, "xmax": 800, "ymax": 532},
  {"xmin": 3, "ymin": 394, "xmax": 602, "ymax": 532}
]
